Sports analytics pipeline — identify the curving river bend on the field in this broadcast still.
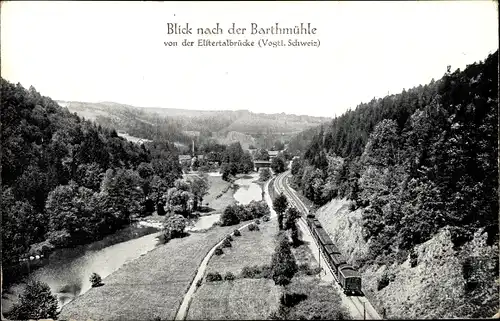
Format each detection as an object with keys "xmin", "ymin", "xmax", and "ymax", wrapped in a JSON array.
[{"xmin": 1, "ymin": 172, "xmax": 263, "ymax": 314}]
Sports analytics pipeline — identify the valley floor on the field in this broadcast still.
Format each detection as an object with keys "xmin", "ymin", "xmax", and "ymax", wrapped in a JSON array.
[{"xmin": 59, "ymin": 223, "xmax": 249, "ymax": 321}]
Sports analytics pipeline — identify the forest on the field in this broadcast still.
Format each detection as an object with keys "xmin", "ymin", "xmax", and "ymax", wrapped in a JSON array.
[
  {"xmin": 292, "ymin": 51, "xmax": 498, "ymax": 262},
  {"xmin": 1, "ymin": 79, "xmax": 184, "ymax": 265}
]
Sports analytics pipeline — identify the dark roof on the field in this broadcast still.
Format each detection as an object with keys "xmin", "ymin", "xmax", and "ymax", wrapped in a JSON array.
[
  {"xmin": 339, "ymin": 264, "xmax": 360, "ymax": 278},
  {"xmin": 316, "ymin": 228, "xmax": 334, "ymax": 246},
  {"xmin": 324, "ymin": 244, "xmax": 341, "ymax": 255}
]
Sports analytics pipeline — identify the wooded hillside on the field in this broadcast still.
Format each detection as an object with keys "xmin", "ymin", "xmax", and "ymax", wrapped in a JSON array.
[
  {"xmin": 1, "ymin": 79, "xmax": 183, "ymax": 265},
  {"xmin": 292, "ymin": 51, "xmax": 498, "ymax": 261}
]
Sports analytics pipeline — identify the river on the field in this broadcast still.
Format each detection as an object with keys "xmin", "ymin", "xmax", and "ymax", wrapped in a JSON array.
[
  {"xmin": 1, "ymin": 172, "xmax": 264, "ymax": 314},
  {"xmin": 233, "ymin": 173, "xmax": 263, "ymax": 204}
]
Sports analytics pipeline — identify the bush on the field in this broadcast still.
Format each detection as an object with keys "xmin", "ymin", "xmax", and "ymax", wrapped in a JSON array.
[
  {"xmin": 410, "ymin": 248, "xmax": 418, "ymax": 268},
  {"xmin": 377, "ymin": 272, "xmax": 390, "ymax": 291},
  {"xmin": 271, "ymin": 232, "xmax": 298, "ymax": 284},
  {"xmin": 8, "ymin": 281, "xmax": 59, "ymax": 320},
  {"xmin": 157, "ymin": 231, "xmax": 171, "ymax": 245},
  {"xmin": 255, "ymin": 219, "xmax": 261, "ymax": 225},
  {"xmin": 275, "ymin": 275, "xmax": 291, "ymax": 286},
  {"xmin": 248, "ymin": 223, "xmax": 259, "ymax": 231},
  {"xmin": 280, "ymin": 292, "xmax": 308, "ymax": 307},
  {"xmin": 214, "ymin": 247, "xmax": 223, "ymax": 256},
  {"xmin": 224, "ymin": 272, "xmax": 235, "ymax": 281},
  {"xmin": 222, "ymin": 238, "xmax": 232, "ymax": 248},
  {"xmin": 240, "ymin": 265, "xmax": 272, "ymax": 279},
  {"xmin": 196, "ymin": 279, "xmax": 202, "ymax": 287},
  {"xmin": 163, "ymin": 214, "xmax": 188, "ymax": 239},
  {"xmin": 263, "ymin": 216, "xmax": 270, "ymax": 222},
  {"xmin": 220, "ymin": 204, "xmax": 241, "ymax": 226},
  {"xmin": 226, "ymin": 234, "xmax": 233, "ymax": 241},
  {"xmin": 233, "ymin": 229, "xmax": 241, "ymax": 236},
  {"xmin": 89, "ymin": 272, "xmax": 103, "ymax": 287},
  {"xmin": 206, "ymin": 272, "xmax": 222, "ymax": 282}
]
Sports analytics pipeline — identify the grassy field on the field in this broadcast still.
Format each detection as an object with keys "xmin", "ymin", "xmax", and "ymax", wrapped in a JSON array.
[
  {"xmin": 203, "ymin": 175, "xmax": 236, "ymax": 213},
  {"xmin": 186, "ymin": 218, "xmax": 280, "ymax": 320},
  {"xmin": 59, "ymin": 223, "xmax": 247, "ymax": 321},
  {"xmin": 284, "ymin": 240, "xmax": 352, "ymax": 320},
  {"xmin": 187, "ymin": 279, "xmax": 280, "ymax": 320},
  {"xmin": 206, "ymin": 219, "xmax": 278, "ymax": 276}
]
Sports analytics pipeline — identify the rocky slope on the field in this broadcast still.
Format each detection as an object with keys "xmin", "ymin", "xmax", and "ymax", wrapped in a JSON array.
[{"xmin": 315, "ymin": 199, "xmax": 499, "ymax": 319}]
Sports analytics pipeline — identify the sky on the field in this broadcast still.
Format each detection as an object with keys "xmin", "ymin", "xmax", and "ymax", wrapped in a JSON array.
[{"xmin": 1, "ymin": 1, "xmax": 498, "ymax": 118}]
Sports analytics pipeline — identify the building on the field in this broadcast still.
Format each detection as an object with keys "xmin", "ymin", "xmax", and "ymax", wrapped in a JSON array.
[
  {"xmin": 268, "ymin": 150, "xmax": 282, "ymax": 159},
  {"xmin": 254, "ymin": 160, "xmax": 271, "ymax": 171},
  {"xmin": 179, "ymin": 155, "xmax": 192, "ymax": 166}
]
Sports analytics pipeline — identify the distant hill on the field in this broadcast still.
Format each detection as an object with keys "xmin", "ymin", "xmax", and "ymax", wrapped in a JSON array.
[{"xmin": 59, "ymin": 101, "xmax": 330, "ymax": 149}]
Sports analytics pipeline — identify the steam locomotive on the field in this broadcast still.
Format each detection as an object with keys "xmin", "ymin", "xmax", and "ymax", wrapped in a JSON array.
[{"xmin": 305, "ymin": 214, "xmax": 362, "ymax": 296}]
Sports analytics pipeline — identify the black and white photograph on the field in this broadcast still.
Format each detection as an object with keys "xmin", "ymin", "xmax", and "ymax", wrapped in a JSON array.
[{"xmin": 1, "ymin": 1, "xmax": 498, "ymax": 320}]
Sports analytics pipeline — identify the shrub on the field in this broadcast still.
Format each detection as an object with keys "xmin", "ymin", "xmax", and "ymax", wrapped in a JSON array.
[
  {"xmin": 89, "ymin": 272, "xmax": 103, "ymax": 287},
  {"xmin": 410, "ymin": 248, "xmax": 418, "ymax": 268},
  {"xmin": 163, "ymin": 214, "xmax": 188, "ymax": 239},
  {"xmin": 226, "ymin": 234, "xmax": 233, "ymax": 241},
  {"xmin": 271, "ymin": 232, "xmax": 298, "ymax": 284},
  {"xmin": 240, "ymin": 265, "xmax": 272, "ymax": 279},
  {"xmin": 275, "ymin": 275, "xmax": 291, "ymax": 286},
  {"xmin": 377, "ymin": 272, "xmax": 390, "ymax": 291},
  {"xmin": 222, "ymin": 238, "xmax": 232, "ymax": 248},
  {"xmin": 224, "ymin": 272, "xmax": 235, "ymax": 281},
  {"xmin": 8, "ymin": 281, "xmax": 59, "ymax": 320},
  {"xmin": 255, "ymin": 219, "xmax": 261, "ymax": 225},
  {"xmin": 233, "ymin": 229, "xmax": 241, "ymax": 236},
  {"xmin": 196, "ymin": 279, "xmax": 202, "ymax": 287},
  {"xmin": 206, "ymin": 272, "xmax": 222, "ymax": 282},
  {"xmin": 220, "ymin": 204, "xmax": 241, "ymax": 226},
  {"xmin": 248, "ymin": 223, "xmax": 259, "ymax": 231},
  {"xmin": 214, "ymin": 247, "xmax": 223, "ymax": 256},
  {"xmin": 157, "ymin": 231, "xmax": 171, "ymax": 245},
  {"xmin": 280, "ymin": 292, "xmax": 308, "ymax": 307},
  {"xmin": 263, "ymin": 216, "xmax": 270, "ymax": 222}
]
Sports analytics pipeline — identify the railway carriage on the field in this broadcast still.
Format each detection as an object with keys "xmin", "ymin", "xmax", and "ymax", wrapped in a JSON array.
[
  {"xmin": 305, "ymin": 216, "xmax": 362, "ymax": 296},
  {"xmin": 337, "ymin": 264, "xmax": 362, "ymax": 295}
]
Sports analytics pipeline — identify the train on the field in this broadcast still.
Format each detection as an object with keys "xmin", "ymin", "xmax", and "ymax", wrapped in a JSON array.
[{"xmin": 305, "ymin": 213, "xmax": 363, "ymax": 296}]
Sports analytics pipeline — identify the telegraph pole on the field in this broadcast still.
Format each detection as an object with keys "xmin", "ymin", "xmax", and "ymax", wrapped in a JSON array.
[{"xmin": 363, "ymin": 302, "xmax": 366, "ymax": 320}]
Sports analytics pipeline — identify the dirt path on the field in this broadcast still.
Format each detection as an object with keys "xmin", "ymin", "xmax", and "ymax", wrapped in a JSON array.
[{"xmin": 174, "ymin": 178, "xmax": 276, "ymax": 320}]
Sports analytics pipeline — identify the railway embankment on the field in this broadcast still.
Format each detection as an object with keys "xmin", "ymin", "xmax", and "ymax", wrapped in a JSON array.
[{"xmin": 315, "ymin": 198, "xmax": 499, "ymax": 319}]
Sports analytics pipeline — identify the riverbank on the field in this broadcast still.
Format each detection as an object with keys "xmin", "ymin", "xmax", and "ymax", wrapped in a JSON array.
[
  {"xmin": 59, "ymin": 222, "xmax": 250, "ymax": 321},
  {"xmin": 1, "ymin": 223, "xmax": 161, "ymax": 315},
  {"xmin": 59, "ymin": 172, "xmax": 265, "ymax": 320}
]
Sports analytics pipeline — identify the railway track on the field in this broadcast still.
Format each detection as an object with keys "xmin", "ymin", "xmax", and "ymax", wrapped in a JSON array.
[{"xmin": 273, "ymin": 170, "xmax": 382, "ymax": 320}]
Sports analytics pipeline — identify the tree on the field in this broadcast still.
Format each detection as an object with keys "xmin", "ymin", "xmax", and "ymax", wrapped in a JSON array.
[
  {"xmin": 2, "ymin": 188, "xmax": 45, "ymax": 263},
  {"xmin": 254, "ymin": 148, "xmax": 270, "ymax": 161},
  {"xmin": 186, "ymin": 174, "xmax": 210, "ymax": 211},
  {"xmin": 164, "ymin": 214, "xmax": 188, "ymax": 238},
  {"xmin": 76, "ymin": 162, "xmax": 104, "ymax": 191},
  {"xmin": 220, "ymin": 204, "xmax": 241, "ymax": 226},
  {"xmin": 273, "ymin": 193, "xmax": 288, "ymax": 230},
  {"xmin": 9, "ymin": 281, "xmax": 59, "ymax": 320},
  {"xmin": 271, "ymin": 232, "xmax": 298, "ymax": 285},
  {"xmin": 164, "ymin": 179, "xmax": 194, "ymax": 215},
  {"xmin": 240, "ymin": 151, "xmax": 255, "ymax": 174},
  {"xmin": 284, "ymin": 207, "xmax": 301, "ymax": 230},
  {"xmin": 260, "ymin": 168, "xmax": 272, "ymax": 182},
  {"xmin": 100, "ymin": 168, "xmax": 144, "ymax": 223},
  {"xmin": 90, "ymin": 272, "xmax": 103, "ymax": 287},
  {"xmin": 273, "ymin": 141, "xmax": 285, "ymax": 151},
  {"xmin": 271, "ymin": 154, "xmax": 286, "ymax": 174}
]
